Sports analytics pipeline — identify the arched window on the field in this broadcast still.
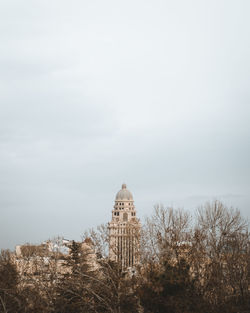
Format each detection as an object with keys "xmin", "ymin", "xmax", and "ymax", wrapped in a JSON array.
[{"xmin": 123, "ymin": 212, "xmax": 128, "ymax": 222}]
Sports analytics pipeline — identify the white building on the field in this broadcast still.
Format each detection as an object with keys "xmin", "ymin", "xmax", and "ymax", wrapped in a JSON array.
[{"xmin": 108, "ymin": 184, "xmax": 141, "ymax": 269}]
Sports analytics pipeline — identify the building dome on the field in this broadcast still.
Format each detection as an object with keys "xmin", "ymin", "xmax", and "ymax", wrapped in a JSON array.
[{"xmin": 115, "ymin": 184, "xmax": 133, "ymax": 201}]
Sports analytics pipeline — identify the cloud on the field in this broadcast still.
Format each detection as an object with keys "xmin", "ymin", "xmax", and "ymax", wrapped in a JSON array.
[{"xmin": 0, "ymin": 0, "xmax": 250, "ymax": 249}]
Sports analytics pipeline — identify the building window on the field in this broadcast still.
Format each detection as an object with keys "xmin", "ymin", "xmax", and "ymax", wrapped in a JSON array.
[{"xmin": 123, "ymin": 213, "xmax": 128, "ymax": 221}]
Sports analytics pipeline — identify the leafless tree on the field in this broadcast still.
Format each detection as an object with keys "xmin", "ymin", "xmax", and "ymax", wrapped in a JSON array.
[
  {"xmin": 83, "ymin": 223, "xmax": 109, "ymax": 259},
  {"xmin": 141, "ymin": 204, "xmax": 191, "ymax": 266},
  {"xmin": 191, "ymin": 200, "xmax": 250, "ymax": 307}
]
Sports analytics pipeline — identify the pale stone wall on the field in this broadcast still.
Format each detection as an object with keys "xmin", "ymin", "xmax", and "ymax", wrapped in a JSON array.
[{"xmin": 108, "ymin": 184, "xmax": 141, "ymax": 269}]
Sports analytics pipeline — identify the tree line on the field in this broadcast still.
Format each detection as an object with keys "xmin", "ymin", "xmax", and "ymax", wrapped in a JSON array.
[{"xmin": 0, "ymin": 200, "xmax": 249, "ymax": 313}]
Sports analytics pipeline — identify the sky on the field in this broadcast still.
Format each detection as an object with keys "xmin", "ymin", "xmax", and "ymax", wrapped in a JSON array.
[{"xmin": 0, "ymin": 0, "xmax": 249, "ymax": 250}]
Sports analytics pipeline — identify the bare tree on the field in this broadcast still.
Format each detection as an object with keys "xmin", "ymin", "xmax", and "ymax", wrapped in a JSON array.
[
  {"xmin": 191, "ymin": 200, "xmax": 250, "ymax": 308},
  {"xmin": 82, "ymin": 223, "xmax": 109, "ymax": 259},
  {"xmin": 141, "ymin": 205, "xmax": 191, "ymax": 265}
]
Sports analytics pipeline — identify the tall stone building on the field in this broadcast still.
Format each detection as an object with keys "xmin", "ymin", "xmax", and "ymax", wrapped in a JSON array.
[{"xmin": 108, "ymin": 184, "xmax": 141, "ymax": 269}]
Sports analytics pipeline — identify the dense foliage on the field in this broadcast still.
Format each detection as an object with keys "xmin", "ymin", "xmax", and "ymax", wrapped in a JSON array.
[{"xmin": 0, "ymin": 201, "xmax": 249, "ymax": 313}]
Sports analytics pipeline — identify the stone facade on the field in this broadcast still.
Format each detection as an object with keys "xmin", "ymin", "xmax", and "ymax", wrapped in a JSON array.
[
  {"xmin": 108, "ymin": 184, "xmax": 141, "ymax": 269},
  {"xmin": 13, "ymin": 238, "xmax": 98, "ymax": 287}
]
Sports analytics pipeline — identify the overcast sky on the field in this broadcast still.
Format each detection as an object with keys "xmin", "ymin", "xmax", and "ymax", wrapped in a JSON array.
[{"xmin": 0, "ymin": 0, "xmax": 249, "ymax": 250}]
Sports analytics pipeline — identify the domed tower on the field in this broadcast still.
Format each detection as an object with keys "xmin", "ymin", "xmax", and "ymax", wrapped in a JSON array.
[{"xmin": 108, "ymin": 184, "xmax": 141, "ymax": 269}]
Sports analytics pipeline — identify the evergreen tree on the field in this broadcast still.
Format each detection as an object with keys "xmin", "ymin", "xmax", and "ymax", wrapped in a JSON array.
[
  {"xmin": 138, "ymin": 258, "xmax": 210, "ymax": 313},
  {"xmin": 0, "ymin": 250, "xmax": 20, "ymax": 313}
]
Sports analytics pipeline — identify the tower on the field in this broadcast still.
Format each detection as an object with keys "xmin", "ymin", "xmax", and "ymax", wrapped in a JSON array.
[{"xmin": 108, "ymin": 184, "xmax": 141, "ymax": 269}]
